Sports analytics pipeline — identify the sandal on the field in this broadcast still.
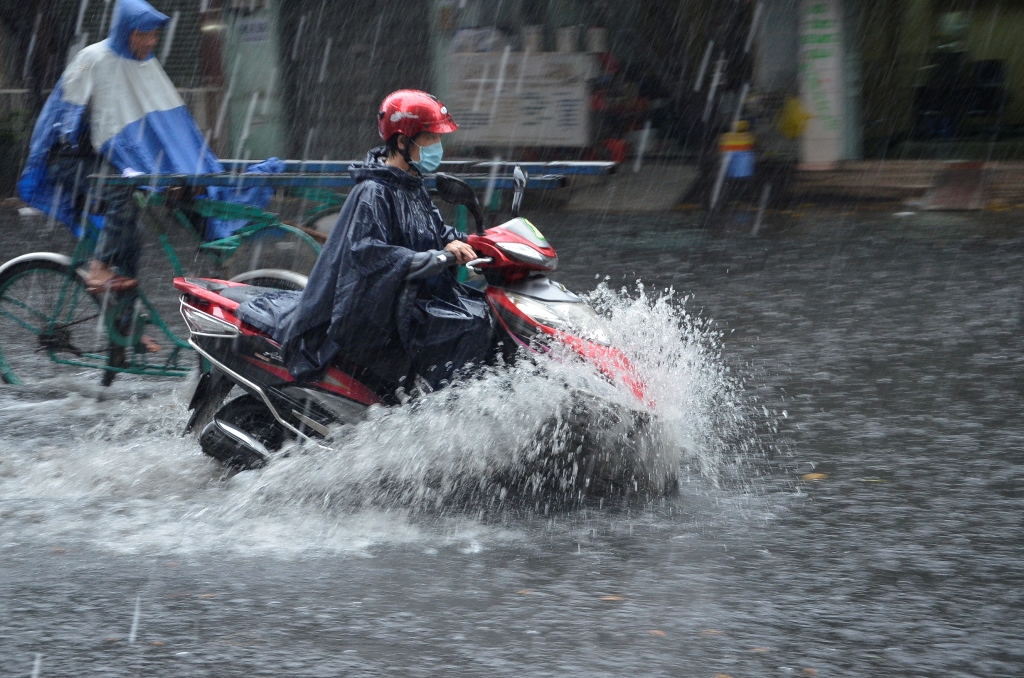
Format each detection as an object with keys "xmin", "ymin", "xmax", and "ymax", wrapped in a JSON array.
[{"xmin": 139, "ymin": 335, "xmax": 161, "ymax": 353}]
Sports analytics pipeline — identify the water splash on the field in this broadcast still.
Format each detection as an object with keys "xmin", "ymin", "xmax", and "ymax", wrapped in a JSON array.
[
  {"xmin": 584, "ymin": 282, "xmax": 747, "ymax": 482},
  {"xmin": 219, "ymin": 284, "xmax": 748, "ymax": 515},
  {"xmin": 0, "ymin": 287, "xmax": 756, "ymax": 556}
]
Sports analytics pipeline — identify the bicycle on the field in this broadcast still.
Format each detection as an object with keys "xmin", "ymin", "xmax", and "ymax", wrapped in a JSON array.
[{"xmin": 0, "ymin": 183, "xmax": 322, "ymax": 389}]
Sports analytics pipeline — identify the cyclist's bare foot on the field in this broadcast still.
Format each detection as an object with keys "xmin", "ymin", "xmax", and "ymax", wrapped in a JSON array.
[
  {"xmin": 139, "ymin": 335, "xmax": 161, "ymax": 353},
  {"xmin": 85, "ymin": 261, "xmax": 137, "ymax": 294}
]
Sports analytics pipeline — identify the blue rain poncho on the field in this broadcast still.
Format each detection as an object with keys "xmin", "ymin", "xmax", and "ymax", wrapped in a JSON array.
[
  {"xmin": 252, "ymin": 149, "xmax": 493, "ymax": 387},
  {"xmin": 18, "ymin": 0, "xmax": 275, "ymax": 240}
]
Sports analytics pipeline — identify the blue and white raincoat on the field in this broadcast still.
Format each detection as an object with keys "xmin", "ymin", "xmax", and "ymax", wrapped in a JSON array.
[{"xmin": 18, "ymin": 0, "xmax": 248, "ymax": 237}]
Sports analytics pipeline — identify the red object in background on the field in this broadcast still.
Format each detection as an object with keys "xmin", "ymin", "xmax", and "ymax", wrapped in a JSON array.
[
  {"xmin": 599, "ymin": 52, "xmax": 621, "ymax": 75},
  {"xmin": 602, "ymin": 138, "xmax": 628, "ymax": 163}
]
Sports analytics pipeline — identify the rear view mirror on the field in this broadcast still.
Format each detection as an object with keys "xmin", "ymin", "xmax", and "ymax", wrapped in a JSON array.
[
  {"xmin": 511, "ymin": 165, "xmax": 528, "ymax": 218},
  {"xmin": 435, "ymin": 173, "xmax": 485, "ymax": 234}
]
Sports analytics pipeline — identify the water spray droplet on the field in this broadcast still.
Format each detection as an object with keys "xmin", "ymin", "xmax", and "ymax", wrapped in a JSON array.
[
  {"xmin": 159, "ymin": 11, "xmax": 181, "ymax": 64},
  {"xmin": 128, "ymin": 594, "xmax": 141, "ymax": 643},
  {"xmin": 318, "ymin": 38, "xmax": 333, "ymax": 84}
]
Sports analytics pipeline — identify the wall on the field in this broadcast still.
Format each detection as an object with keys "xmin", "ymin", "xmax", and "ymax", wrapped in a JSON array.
[
  {"xmin": 954, "ymin": 0, "xmax": 1024, "ymax": 125},
  {"xmin": 859, "ymin": 0, "xmax": 1024, "ymax": 153},
  {"xmin": 221, "ymin": 1, "xmax": 286, "ymax": 159},
  {"xmin": 279, "ymin": 0, "xmax": 433, "ymax": 160},
  {"xmin": 756, "ymin": 0, "xmax": 800, "ymax": 93}
]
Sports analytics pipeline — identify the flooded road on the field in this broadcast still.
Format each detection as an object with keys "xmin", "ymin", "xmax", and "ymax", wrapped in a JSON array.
[{"xmin": 2, "ymin": 207, "xmax": 1023, "ymax": 676}]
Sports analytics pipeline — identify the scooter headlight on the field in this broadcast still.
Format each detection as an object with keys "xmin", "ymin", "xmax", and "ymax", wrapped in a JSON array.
[
  {"xmin": 496, "ymin": 242, "xmax": 558, "ymax": 270},
  {"xmin": 505, "ymin": 293, "xmax": 610, "ymax": 346}
]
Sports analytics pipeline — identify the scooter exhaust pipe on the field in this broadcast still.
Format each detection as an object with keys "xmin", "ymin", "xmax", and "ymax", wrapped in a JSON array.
[{"xmin": 199, "ymin": 417, "xmax": 271, "ymax": 470}]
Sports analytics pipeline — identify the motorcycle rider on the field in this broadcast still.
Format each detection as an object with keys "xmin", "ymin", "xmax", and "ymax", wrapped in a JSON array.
[{"xmin": 272, "ymin": 90, "xmax": 493, "ymax": 390}]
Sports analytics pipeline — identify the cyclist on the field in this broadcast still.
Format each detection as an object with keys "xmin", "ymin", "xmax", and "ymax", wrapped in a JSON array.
[{"xmin": 18, "ymin": 0, "xmax": 221, "ymax": 296}]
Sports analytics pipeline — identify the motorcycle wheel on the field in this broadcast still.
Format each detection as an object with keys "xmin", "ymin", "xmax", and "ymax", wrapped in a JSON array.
[{"xmin": 199, "ymin": 394, "xmax": 287, "ymax": 470}]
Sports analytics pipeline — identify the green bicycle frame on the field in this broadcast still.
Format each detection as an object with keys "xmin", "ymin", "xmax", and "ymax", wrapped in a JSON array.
[{"xmin": 1, "ymin": 190, "xmax": 324, "ymax": 383}]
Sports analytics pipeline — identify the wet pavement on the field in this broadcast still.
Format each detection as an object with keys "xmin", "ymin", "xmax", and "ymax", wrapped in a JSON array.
[{"xmin": 1, "ymin": 205, "xmax": 1023, "ymax": 676}]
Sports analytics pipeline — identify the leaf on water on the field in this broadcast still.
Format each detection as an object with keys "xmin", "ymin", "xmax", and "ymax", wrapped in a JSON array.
[
  {"xmin": 648, "ymin": 630, "xmax": 666, "ymax": 637},
  {"xmin": 599, "ymin": 595, "xmax": 625, "ymax": 601},
  {"xmin": 151, "ymin": 641, "xmax": 166, "ymax": 646},
  {"xmin": 199, "ymin": 593, "xmax": 216, "ymax": 599},
  {"xmin": 699, "ymin": 629, "xmax": 724, "ymax": 637},
  {"xmin": 516, "ymin": 589, "xmax": 533, "ymax": 595},
  {"xmin": 801, "ymin": 473, "xmax": 829, "ymax": 481},
  {"xmin": 105, "ymin": 637, "xmax": 121, "ymax": 642},
  {"xmin": 802, "ymin": 670, "xmax": 818, "ymax": 676},
  {"xmin": 712, "ymin": 674, "xmax": 733, "ymax": 678},
  {"xmin": 750, "ymin": 647, "xmax": 770, "ymax": 652},
  {"xmin": 165, "ymin": 562, "xmax": 179, "ymax": 567}
]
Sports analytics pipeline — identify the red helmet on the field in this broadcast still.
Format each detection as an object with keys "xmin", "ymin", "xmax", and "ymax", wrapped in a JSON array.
[{"xmin": 378, "ymin": 89, "xmax": 458, "ymax": 140}]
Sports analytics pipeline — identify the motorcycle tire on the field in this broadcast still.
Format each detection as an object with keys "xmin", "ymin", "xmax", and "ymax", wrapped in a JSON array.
[{"xmin": 199, "ymin": 394, "xmax": 286, "ymax": 470}]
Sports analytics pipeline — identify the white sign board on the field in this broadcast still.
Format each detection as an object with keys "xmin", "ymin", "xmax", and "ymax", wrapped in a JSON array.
[
  {"xmin": 799, "ymin": 0, "xmax": 845, "ymax": 166},
  {"xmin": 237, "ymin": 17, "xmax": 270, "ymax": 44},
  {"xmin": 445, "ymin": 52, "xmax": 596, "ymax": 148}
]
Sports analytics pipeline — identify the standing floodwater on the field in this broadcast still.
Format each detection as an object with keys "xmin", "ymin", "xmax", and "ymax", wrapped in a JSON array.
[{"xmin": 1, "ymin": 209, "xmax": 1022, "ymax": 676}]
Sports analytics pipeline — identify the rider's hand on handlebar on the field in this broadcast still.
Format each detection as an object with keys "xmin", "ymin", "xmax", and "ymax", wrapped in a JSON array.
[{"xmin": 444, "ymin": 240, "xmax": 477, "ymax": 266}]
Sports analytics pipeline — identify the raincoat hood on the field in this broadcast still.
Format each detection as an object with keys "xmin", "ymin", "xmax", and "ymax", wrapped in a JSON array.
[
  {"xmin": 349, "ymin": 146, "xmax": 424, "ymax": 191},
  {"xmin": 108, "ymin": 0, "xmax": 169, "ymax": 60}
]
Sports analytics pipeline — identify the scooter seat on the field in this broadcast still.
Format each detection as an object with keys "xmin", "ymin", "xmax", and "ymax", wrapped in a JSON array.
[
  {"xmin": 217, "ymin": 285, "xmax": 288, "ymax": 304},
  {"xmin": 234, "ymin": 288, "xmax": 304, "ymax": 336}
]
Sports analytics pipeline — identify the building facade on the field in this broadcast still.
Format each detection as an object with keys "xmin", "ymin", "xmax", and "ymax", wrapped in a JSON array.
[{"xmin": 10, "ymin": 0, "xmax": 1024, "ymax": 177}]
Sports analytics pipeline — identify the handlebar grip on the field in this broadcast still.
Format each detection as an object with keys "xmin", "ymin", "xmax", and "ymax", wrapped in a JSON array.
[{"xmin": 406, "ymin": 249, "xmax": 457, "ymax": 281}]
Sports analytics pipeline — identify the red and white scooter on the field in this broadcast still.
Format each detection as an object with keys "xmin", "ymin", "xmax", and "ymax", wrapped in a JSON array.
[{"xmin": 175, "ymin": 170, "xmax": 657, "ymax": 493}]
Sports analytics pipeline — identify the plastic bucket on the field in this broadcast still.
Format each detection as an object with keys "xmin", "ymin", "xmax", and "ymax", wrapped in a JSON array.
[{"xmin": 728, "ymin": 151, "xmax": 755, "ymax": 178}]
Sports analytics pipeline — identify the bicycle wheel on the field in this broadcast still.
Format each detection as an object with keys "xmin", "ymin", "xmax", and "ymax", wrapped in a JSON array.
[
  {"xmin": 221, "ymin": 226, "xmax": 321, "ymax": 281},
  {"xmin": 0, "ymin": 256, "xmax": 105, "ymax": 389}
]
